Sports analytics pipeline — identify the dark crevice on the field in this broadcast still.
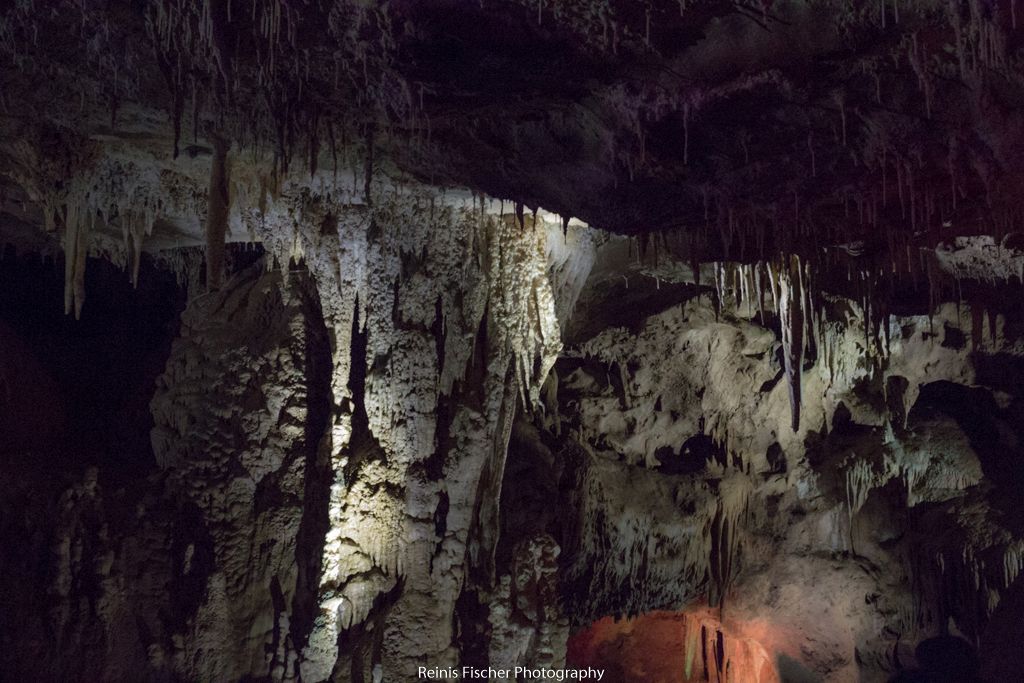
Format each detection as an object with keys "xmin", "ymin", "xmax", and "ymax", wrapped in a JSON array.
[
  {"xmin": 288, "ymin": 273, "xmax": 336, "ymax": 652},
  {"xmin": 910, "ymin": 381, "xmax": 1024, "ymax": 503},
  {"xmin": 0, "ymin": 251, "xmax": 185, "ymax": 476}
]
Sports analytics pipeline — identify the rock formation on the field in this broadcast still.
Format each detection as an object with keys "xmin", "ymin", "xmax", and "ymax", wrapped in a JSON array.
[{"xmin": 3, "ymin": 1, "xmax": 1024, "ymax": 681}]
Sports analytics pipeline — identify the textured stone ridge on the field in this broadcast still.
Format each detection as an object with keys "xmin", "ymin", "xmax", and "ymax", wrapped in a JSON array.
[{"xmin": 148, "ymin": 262, "xmax": 331, "ymax": 681}]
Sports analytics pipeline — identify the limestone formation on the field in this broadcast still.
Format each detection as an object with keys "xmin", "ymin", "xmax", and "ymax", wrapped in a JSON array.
[{"xmin": 3, "ymin": 1, "xmax": 1024, "ymax": 681}]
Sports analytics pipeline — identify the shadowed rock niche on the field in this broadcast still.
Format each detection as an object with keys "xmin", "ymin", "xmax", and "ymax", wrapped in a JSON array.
[{"xmin": 3, "ymin": 1, "xmax": 1024, "ymax": 682}]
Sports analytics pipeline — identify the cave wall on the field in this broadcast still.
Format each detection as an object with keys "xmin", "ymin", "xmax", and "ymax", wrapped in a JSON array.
[
  {"xmin": 2, "ymin": 203, "xmax": 1024, "ymax": 683},
  {"xmin": 0, "ymin": 262, "xmax": 327, "ymax": 681},
  {"xmin": 4, "ymin": 0, "xmax": 1024, "ymax": 679},
  {"xmin": 544, "ymin": 242, "xmax": 1024, "ymax": 681}
]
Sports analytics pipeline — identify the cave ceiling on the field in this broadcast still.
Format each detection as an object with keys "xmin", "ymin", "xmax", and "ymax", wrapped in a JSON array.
[{"xmin": 3, "ymin": 0, "xmax": 1023, "ymax": 256}]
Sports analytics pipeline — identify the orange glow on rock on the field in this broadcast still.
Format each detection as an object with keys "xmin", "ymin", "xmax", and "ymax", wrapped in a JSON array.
[{"xmin": 567, "ymin": 607, "xmax": 783, "ymax": 683}]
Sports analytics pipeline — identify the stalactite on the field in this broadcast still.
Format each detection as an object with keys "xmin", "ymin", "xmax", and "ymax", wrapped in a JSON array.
[
  {"xmin": 708, "ymin": 478, "xmax": 750, "ymax": 607},
  {"xmin": 122, "ymin": 209, "xmax": 154, "ymax": 288},
  {"xmin": 1005, "ymin": 542, "xmax": 1024, "ymax": 588},
  {"xmin": 754, "ymin": 264, "xmax": 766, "ymax": 325},
  {"xmin": 779, "ymin": 256, "xmax": 804, "ymax": 432},
  {"xmin": 63, "ymin": 200, "xmax": 90, "ymax": 319},
  {"xmin": 845, "ymin": 456, "xmax": 875, "ymax": 552},
  {"xmin": 802, "ymin": 260, "xmax": 818, "ymax": 361},
  {"xmin": 968, "ymin": 299, "xmax": 983, "ymax": 350},
  {"xmin": 908, "ymin": 32, "xmax": 932, "ymax": 118},
  {"xmin": 205, "ymin": 135, "xmax": 230, "ymax": 291},
  {"xmin": 713, "ymin": 261, "xmax": 723, "ymax": 319},
  {"xmin": 808, "ymin": 131, "xmax": 816, "ymax": 177}
]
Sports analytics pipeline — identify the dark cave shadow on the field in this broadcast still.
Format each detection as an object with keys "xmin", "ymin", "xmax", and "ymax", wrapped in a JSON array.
[
  {"xmin": 888, "ymin": 636, "xmax": 987, "ymax": 683},
  {"xmin": 776, "ymin": 653, "xmax": 822, "ymax": 683},
  {"xmin": 909, "ymin": 380, "xmax": 1024, "ymax": 514},
  {"xmin": 287, "ymin": 269, "xmax": 337, "ymax": 655}
]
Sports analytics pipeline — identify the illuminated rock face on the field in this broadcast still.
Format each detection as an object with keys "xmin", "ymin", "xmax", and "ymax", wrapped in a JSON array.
[
  {"xmin": 139, "ymin": 203, "xmax": 582, "ymax": 682},
  {"xmin": 2, "ymin": 190, "xmax": 1024, "ymax": 682},
  {"xmin": 148, "ymin": 263, "xmax": 331, "ymax": 682},
  {"xmin": 0, "ymin": 201, "xmax": 1023, "ymax": 683},
  {"xmin": 549, "ymin": 238, "xmax": 1024, "ymax": 682},
  {"xmin": 244, "ymin": 201, "xmax": 576, "ymax": 681}
]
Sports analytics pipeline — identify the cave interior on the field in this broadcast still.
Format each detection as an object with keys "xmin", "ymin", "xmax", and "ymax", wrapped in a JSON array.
[{"xmin": 2, "ymin": 1, "xmax": 1024, "ymax": 682}]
